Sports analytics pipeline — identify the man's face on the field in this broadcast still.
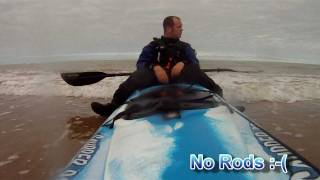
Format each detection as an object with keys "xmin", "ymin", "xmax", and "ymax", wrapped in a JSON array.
[{"xmin": 166, "ymin": 18, "xmax": 183, "ymax": 39}]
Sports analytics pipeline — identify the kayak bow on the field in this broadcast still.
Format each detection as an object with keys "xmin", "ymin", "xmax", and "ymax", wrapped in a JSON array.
[{"xmin": 57, "ymin": 84, "xmax": 320, "ymax": 180}]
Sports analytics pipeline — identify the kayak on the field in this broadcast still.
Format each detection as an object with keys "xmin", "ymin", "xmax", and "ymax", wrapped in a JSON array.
[{"xmin": 57, "ymin": 84, "xmax": 320, "ymax": 180}]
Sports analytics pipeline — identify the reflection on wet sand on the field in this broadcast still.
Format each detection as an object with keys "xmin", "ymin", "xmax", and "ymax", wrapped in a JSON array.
[
  {"xmin": 67, "ymin": 116, "xmax": 105, "ymax": 140},
  {"xmin": 0, "ymin": 95, "xmax": 105, "ymax": 180}
]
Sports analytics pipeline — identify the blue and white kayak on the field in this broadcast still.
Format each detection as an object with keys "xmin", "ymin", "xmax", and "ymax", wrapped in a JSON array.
[{"xmin": 57, "ymin": 84, "xmax": 320, "ymax": 180}]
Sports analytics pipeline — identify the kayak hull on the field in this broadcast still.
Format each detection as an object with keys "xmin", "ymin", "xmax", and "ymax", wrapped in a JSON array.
[{"xmin": 58, "ymin": 84, "xmax": 320, "ymax": 180}]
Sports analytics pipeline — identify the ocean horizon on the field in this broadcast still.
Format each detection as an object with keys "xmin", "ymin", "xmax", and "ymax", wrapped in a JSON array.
[{"xmin": 0, "ymin": 53, "xmax": 319, "ymax": 65}]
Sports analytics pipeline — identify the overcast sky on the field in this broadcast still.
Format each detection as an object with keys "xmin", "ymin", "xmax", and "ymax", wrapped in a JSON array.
[{"xmin": 0, "ymin": 0, "xmax": 319, "ymax": 64}]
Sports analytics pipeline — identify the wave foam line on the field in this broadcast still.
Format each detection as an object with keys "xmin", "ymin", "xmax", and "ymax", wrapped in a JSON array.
[{"xmin": 0, "ymin": 70, "xmax": 319, "ymax": 103}]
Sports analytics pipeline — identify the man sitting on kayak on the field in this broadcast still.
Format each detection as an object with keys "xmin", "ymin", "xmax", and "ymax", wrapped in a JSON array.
[{"xmin": 91, "ymin": 16, "xmax": 223, "ymax": 117}]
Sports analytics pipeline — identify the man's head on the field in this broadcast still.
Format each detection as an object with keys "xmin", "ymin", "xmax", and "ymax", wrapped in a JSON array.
[{"xmin": 163, "ymin": 16, "xmax": 183, "ymax": 39}]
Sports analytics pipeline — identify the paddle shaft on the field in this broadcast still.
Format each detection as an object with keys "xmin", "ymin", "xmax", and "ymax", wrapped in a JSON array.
[{"xmin": 61, "ymin": 68, "xmax": 261, "ymax": 86}]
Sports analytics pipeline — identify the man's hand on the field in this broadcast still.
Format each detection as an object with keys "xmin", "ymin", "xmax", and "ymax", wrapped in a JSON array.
[
  {"xmin": 153, "ymin": 65, "xmax": 169, "ymax": 84},
  {"xmin": 170, "ymin": 62, "xmax": 185, "ymax": 79}
]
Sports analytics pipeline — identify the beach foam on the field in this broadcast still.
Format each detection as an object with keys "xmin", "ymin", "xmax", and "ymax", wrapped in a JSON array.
[
  {"xmin": 0, "ymin": 69, "xmax": 319, "ymax": 103},
  {"xmin": 210, "ymin": 72, "xmax": 320, "ymax": 103}
]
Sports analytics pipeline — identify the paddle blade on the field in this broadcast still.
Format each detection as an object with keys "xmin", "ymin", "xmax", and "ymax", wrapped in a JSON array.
[{"xmin": 61, "ymin": 72, "xmax": 107, "ymax": 86}]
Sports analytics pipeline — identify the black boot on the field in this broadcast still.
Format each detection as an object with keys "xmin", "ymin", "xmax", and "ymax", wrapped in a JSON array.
[{"xmin": 91, "ymin": 102, "xmax": 119, "ymax": 117}]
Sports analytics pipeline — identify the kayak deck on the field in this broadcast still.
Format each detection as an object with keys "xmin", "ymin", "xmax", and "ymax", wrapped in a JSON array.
[{"xmin": 58, "ymin": 84, "xmax": 320, "ymax": 180}]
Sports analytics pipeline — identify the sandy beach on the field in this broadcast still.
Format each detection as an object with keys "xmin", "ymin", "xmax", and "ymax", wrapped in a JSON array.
[
  {"xmin": 1, "ymin": 0, "xmax": 320, "ymax": 178},
  {"xmin": 0, "ymin": 60, "xmax": 319, "ymax": 179}
]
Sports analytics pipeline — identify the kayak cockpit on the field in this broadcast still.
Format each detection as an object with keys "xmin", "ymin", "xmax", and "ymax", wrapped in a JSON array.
[{"xmin": 105, "ymin": 84, "xmax": 220, "ymax": 127}]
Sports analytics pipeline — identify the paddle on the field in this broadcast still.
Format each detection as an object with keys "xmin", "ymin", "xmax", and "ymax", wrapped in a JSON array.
[
  {"xmin": 61, "ymin": 68, "xmax": 261, "ymax": 86},
  {"xmin": 61, "ymin": 72, "xmax": 131, "ymax": 86}
]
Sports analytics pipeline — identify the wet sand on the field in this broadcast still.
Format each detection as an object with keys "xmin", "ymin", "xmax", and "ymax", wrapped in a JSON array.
[
  {"xmin": 244, "ymin": 100, "xmax": 320, "ymax": 167},
  {"xmin": 0, "ymin": 94, "xmax": 319, "ymax": 179},
  {"xmin": 0, "ymin": 95, "xmax": 105, "ymax": 180}
]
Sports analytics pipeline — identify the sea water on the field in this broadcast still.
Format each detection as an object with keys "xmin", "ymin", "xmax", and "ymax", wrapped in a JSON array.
[{"xmin": 0, "ymin": 60, "xmax": 319, "ymax": 103}]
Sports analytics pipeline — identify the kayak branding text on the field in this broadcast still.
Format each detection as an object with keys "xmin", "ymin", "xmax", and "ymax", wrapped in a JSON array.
[
  {"xmin": 190, "ymin": 154, "xmax": 288, "ymax": 173},
  {"xmin": 60, "ymin": 134, "xmax": 104, "ymax": 178},
  {"xmin": 249, "ymin": 123, "xmax": 319, "ymax": 179}
]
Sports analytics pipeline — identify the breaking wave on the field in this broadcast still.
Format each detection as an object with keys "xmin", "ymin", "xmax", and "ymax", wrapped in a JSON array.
[{"xmin": 0, "ymin": 69, "xmax": 319, "ymax": 103}]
